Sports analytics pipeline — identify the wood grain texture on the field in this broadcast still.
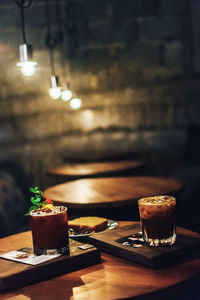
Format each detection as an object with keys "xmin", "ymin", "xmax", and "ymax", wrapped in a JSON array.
[
  {"xmin": 0, "ymin": 237, "xmax": 100, "ymax": 291},
  {"xmin": 47, "ymin": 160, "xmax": 145, "ymax": 180},
  {"xmin": 89, "ymin": 223, "xmax": 200, "ymax": 268},
  {"xmin": 43, "ymin": 176, "xmax": 184, "ymax": 209},
  {"xmin": 0, "ymin": 222, "xmax": 200, "ymax": 300}
]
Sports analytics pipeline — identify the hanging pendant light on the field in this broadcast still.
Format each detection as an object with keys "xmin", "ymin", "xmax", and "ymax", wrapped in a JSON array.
[
  {"xmin": 45, "ymin": 0, "xmax": 62, "ymax": 100},
  {"xmin": 48, "ymin": 75, "xmax": 62, "ymax": 100},
  {"xmin": 45, "ymin": 0, "xmax": 82, "ymax": 107},
  {"xmin": 16, "ymin": 0, "xmax": 37, "ymax": 76},
  {"xmin": 53, "ymin": 0, "xmax": 73, "ymax": 102},
  {"xmin": 61, "ymin": 82, "xmax": 72, "ymax": 101},
  {"xmin": 17, "ymin": 44, "xmax": 37, "ymax": 76},
  {"xmin": 47, "ymin": 48, "xmax": 62, "ymax": 100}
]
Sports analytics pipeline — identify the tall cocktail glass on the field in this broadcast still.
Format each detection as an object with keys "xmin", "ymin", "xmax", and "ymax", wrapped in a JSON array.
[
  {"xmin": 30, "ymin": 206, "xmax": 69, "ymax": 255},
  {"xmin": 138, "ymin": 195, "xmax": 176, "ymax": 247}
]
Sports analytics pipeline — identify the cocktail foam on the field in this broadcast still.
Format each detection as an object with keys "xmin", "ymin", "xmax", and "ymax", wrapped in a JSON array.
[{"xmin": 30, "ymin": 206, "xmax": 66, "ymax": 216}]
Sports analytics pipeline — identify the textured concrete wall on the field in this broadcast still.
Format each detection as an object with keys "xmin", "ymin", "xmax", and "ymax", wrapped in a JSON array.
[{"xmin": 0, "ymin": 0, "xmax": 200, "ymax": 187}]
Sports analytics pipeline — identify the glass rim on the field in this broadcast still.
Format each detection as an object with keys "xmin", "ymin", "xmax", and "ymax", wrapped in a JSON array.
[
  {"xmin": 30, "ymin": 205, "xmax": 67, "ymax": 216},
  {"xmin": 138, "ymin": 195, "xmax": 176, "ymax": 205}
]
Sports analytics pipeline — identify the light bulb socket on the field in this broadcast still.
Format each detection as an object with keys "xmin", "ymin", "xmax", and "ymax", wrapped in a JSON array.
[
  {"xmin": 19, "ymin": 44, "xmax": 33, "ymax": 62},
  {"xmin": 66, "ymin": 81, "xmax": 70, "ymax": 89},
  {"xmin": 50, "ymin": 75, "xmax": 60, "ymax": 88}
]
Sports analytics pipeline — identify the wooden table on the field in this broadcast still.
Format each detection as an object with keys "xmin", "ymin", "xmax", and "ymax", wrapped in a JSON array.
[
  {"xmin": 47, "ymin": 160, "xmax": 145, "ymax": 181},
  {"xmin": 1, "ymin": 222, "xmax": 200, "ymax": 300},
  {"xmin": 44, "ymin": 176, "xmax": 184, "ymax": 210}
]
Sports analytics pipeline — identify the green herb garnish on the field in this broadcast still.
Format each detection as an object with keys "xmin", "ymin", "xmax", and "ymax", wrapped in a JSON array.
[{"xmin": 25, "ymin": 187, "xmax": 44, "ymax": 216}]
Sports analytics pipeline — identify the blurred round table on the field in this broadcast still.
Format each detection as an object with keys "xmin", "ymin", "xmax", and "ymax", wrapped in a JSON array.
[
  {"xmin": 44, "ymin": 176, "xmax": 184, "ymax": 210},
  {"xmin": 47, "ymin": 160, "xmax": 145, "ymax": 181}
]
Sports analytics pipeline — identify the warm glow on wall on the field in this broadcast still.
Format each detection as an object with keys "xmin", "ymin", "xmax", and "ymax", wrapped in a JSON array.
[{"xmin": 81, "ymin": 110, "xmax": 94, "ymax": 130}]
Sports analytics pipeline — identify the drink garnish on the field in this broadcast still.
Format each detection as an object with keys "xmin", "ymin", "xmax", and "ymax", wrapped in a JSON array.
[{"xmin": 25, "ymin": 187, "xmax": 53, "ymax": 216}]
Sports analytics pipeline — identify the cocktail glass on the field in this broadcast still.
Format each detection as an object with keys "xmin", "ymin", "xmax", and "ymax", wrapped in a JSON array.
[
  {"xmin": 30, "ymin": 206, "xmax": 69, "ymax": 255},
  {"xmin": 138, "ymin": 195, "xmax": 176, "ymax": 247}
]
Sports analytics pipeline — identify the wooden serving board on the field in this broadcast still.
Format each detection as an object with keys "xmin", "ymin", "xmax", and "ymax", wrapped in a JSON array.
[
  {"xmin": 89, "ymin": 224, "xmax": 200, "ymax": 268},
  {"xmin": 0, "ymin": 239, "xmax": 100, "ymax": 291}
]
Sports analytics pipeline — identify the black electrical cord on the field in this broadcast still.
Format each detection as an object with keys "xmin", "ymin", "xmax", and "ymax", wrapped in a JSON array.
[
  {"xmin": 49, "ymin": 48, "xmax": 56, "ymax": 76},
  {"xmin": 44, "ymin": 0, "xmax": 58, "ymax": 75},
  {"xmin": 15, "ymin": 0, "xmax": 32, "ymax": 44},
  {"xmin": 55, "ymin": 0, "xmax": 64, "ymax": 44},
  {"xmin": 54, "ymin": 0, "xmax": 67, "ymax": 80}
]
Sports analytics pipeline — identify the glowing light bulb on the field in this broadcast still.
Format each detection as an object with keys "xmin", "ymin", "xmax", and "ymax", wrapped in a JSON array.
[
  {"xmin": 17, "ymin": 45, "xmax": 37, "ymax": 77},
  {"xmin": 18, "ymin": 61, "xmax": 37, "ymax": 76},
  {"xmin": 48, "ymin": 87, "xmax": 62, "ymax": 100},
  {"xmin": 70, "ymin": 98, "xmax": 82, "ymax": 110},
  {"xmin": 61, "ymin": 89, "xmax": 72, "ymax": 101}
]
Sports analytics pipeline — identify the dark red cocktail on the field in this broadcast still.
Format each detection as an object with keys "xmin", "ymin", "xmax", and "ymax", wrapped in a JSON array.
[{"xmin": 30, "ymin": 206, "xmax": 69, "ymax": 255}]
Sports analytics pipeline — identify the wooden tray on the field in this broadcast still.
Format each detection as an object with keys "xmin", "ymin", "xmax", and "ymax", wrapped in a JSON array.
[
  {"xmin": 0, "ymin": 239, "xmax": 100, "ymax": 291},
  {"xmin": 89, "ymin": 224, "xmax": 200, "ymax": 268}
]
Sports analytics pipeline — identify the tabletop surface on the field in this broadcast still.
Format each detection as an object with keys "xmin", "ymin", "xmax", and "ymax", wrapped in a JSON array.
[
  {"xmin": 47, "ymin": 160, "xmax": 145, "ymax": 179},
  {"xmin": 43, "ymin": 176, "xmax": 184, "ymax": 209},
  {"xmin": 1, "ymin": 222, "xmax": 200, "ymax": 300}
]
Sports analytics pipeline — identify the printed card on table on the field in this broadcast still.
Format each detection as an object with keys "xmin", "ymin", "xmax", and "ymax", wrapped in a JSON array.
[{"xmin": 0, "ymin": 247, "xmax": 61, "ymax": 265}]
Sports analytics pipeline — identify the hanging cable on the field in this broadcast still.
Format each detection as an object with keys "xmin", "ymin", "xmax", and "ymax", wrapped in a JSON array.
[
  {"xmin": 54, "ymin": 0, "xmax": 82, "ymax": 107},
  {"xmin": 15, "ymin": 0, "xmax": 32, "ymax": 43},
  {"xmin": 45, "ymin": 0, "xmax": 56, "ymax": 75},
  {"xmin": 54, "ymin": 0, "xmax": 72, "ymax": 101},
  {"xmin": 44, "ymin": 0, "xmax": 62, "ymax": 99}
]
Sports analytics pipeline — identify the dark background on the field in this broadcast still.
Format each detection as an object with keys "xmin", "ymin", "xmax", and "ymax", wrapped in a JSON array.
[{"xmin": 0, "ymin": 0, "xmax": 200, "ymax": 236}]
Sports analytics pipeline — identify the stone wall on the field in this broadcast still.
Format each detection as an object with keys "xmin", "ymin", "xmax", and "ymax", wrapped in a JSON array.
[{"xmin": 0, "ymin": 0, "xmax": 200, "ymax": 188}]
